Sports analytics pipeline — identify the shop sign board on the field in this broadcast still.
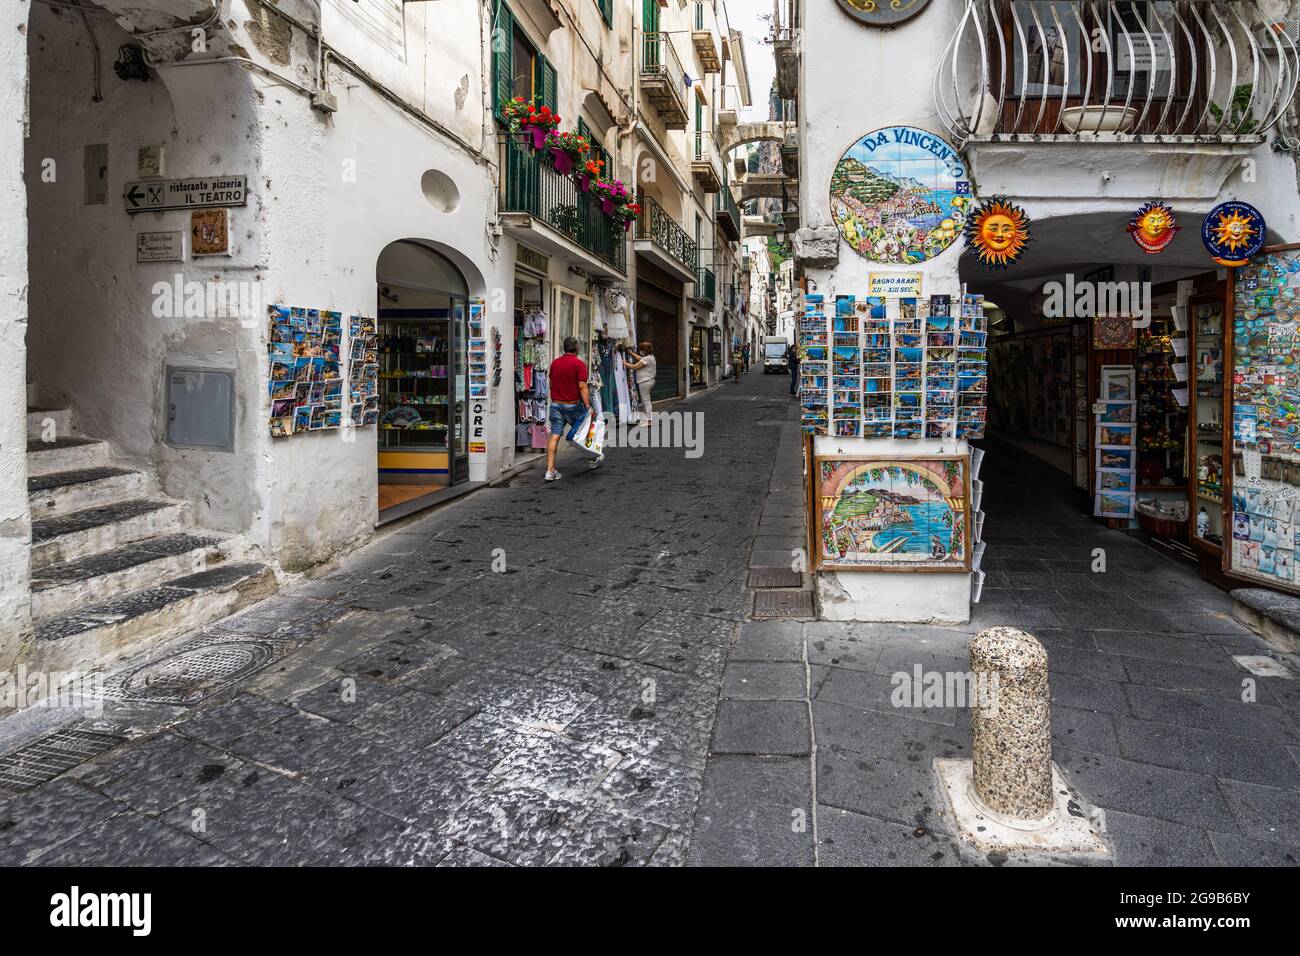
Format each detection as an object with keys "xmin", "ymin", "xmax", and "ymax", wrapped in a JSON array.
[
  {"xmin": 136, "ymin": 231, "xmax": 184, "ymax": 263},
  {"xmin": 124, "ymin": 175, "xmax": 247, "ymax": 213},
  {"xmin": 830, "ymin": 126, "xmax": 970, "ymax": 265},
  {"xmin": 867, "ymin": 272, "xmax": 923, "ymax": 297},
  {"xmin": 834, "ymin": 0, "xmax": 933, "ymax": 27},
  {"xmin": 191, "ymin": 209, "xmax": 231, "ymax": 257}
]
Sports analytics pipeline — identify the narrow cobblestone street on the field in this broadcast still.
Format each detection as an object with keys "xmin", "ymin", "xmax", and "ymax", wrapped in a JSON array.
[{"xmin": 1, "ymin": 370, "xmax": 1298, "ymax": 866}]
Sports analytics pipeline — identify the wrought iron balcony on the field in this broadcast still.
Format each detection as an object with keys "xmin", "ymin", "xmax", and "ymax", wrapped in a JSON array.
[
  {"xmin": 694, "ymin": 265, "xmax": 717, "ymax": 305},
  {"xmin": 935, "ymin": 0, "xmax": 1300, "ymax": 144},
  {"xmin": 641, "ymin": 32, "xmax": 690, "ymax": 129},
  {"xmin": 716, "ymin": 185, "xmax": 741, "ymax": 241},
  {"xmin": 499, "ymin": 136, "xmax": 626, "ymax": 274},
  {"xmin": 635, "ymin": 194, "xmax": 699, "ymax": 277}
]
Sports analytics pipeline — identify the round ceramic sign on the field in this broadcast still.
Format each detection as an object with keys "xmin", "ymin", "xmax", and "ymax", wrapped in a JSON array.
[
  {"xmin": 835, "ymin": 0, "xmax": 934, "ymax": 27},
  {"xmin": 1201, "ymin": 200, "xmax": 1266, "ymax": 267},
  {"xmin": 829, "ymin": 126, "xmax": 971, "ymax": 265}
]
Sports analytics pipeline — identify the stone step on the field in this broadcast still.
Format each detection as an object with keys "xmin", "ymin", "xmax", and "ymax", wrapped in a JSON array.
[
  {"xmin": 1231, "ymin": 588, "xmax": 1300, "ymax": 656},
  {"xmin": 26, "ymin": 438, "xmax": 108, "ymax": 477},
  {"xmin": 30, "ymin": 533, "xmax": 229, "ymax": 619},
  {"xmin": 26, "ymin": 407, "xmax": 72, "ymax": 441},
  {"xmin": 31, "ymin": 499, "xmax": 190, "ymax": 570},
  {"xmin": 27, "ymin": 467, "xmax": 148, "ymax": 520},
  {"xmin": 31, "ymin": 563, "xmax": 278, "ymax": 673}
]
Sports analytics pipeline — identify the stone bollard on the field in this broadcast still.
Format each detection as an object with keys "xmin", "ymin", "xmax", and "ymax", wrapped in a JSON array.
[{"xmin": 969, "ymin": 626, "xmax": 1053, "ymax": 822}]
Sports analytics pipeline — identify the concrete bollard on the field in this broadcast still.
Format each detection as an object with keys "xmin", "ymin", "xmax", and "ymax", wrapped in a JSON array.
[{"xmin": 970, "ymin": 625, "xmax": 1053, "ymax": 821}]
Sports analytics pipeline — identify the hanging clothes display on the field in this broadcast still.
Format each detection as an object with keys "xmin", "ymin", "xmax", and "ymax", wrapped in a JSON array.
[{"xmin": 515, "ymin": 306, "xmax": 549, "ymax": 449}]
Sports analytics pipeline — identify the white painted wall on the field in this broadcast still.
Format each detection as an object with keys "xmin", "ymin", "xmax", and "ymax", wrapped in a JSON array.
[
  {"xmin": 25, "ymin": 7, "xmax": 267, "ymax": 543},
  {"xmin": 0, "ymin": 0, "xmax": 32, "ymax": 666}
]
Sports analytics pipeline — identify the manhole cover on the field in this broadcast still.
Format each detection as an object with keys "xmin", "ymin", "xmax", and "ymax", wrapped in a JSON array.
[
  {"xmin": 748, "ymin": 568, "xmax": 803, "ymax": 588},
  {"xmin": 752, "ymin": 590, "xmax": 815, "ymax": 619},
  {"xmin": 0, "ymin": 727, "xmax": 124, "ymax": 794},
  {"xmin": 113, "ymin": 640, "xmax": 277, "ymax": 706}
]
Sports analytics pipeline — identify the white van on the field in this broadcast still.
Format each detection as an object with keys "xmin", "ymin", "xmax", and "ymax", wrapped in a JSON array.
[{"xmin": 762, "ymin": 337, "xmax": 790, "ymax": 373}]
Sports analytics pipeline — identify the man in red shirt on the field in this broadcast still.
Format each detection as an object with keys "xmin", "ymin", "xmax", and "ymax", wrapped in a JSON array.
[{"xmin": 545, "ymin": 336, "xmax": 598, "ymax": 481}]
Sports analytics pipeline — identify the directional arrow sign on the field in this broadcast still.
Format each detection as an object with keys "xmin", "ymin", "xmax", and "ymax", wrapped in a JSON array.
[{"xmin": 123, "ymin": 175, "xmax": 247, "ymax": 214}]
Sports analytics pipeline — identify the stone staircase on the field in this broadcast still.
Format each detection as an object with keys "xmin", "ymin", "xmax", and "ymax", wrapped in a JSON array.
[{"xmin": 25, "ymin": 407, "xmax": 277, "ymax": 672}]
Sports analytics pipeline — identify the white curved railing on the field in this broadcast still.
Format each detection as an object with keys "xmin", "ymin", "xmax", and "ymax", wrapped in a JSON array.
[{"xmin": 934, "ymin": 0, "xmax": 1299, "ymax": 144}]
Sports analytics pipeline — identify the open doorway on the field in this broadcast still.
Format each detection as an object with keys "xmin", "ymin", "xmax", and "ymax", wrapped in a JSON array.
[
  {"xmin": 376, "ymin": 240, "xmax": 469, "ymax": 520},
  {"xmin": 970, "ymin": 210, "xmax": 1240, "ymax": 583}
]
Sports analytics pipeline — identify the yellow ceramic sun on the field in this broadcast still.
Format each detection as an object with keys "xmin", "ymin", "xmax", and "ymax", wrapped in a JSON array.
[{"xmin": 966, "ymin": 198, "xmax": 1031, "ymax": 268}]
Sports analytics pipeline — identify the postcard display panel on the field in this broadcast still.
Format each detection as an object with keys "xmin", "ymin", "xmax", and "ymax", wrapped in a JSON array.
[
  {"xmin": 268, "ymin": 306, "xmax": 381, "ymax": 437},
  {"xmin": 800, "ymin": 291, "xmax": 988, "ymax": 603},
  {"xmin": 1093, "ymin": 365, "xmax": 1138, "ymax": 519},
  {"xmin": 1227, "ymin": 246, "xmax": 1300, "ymax": 592}
]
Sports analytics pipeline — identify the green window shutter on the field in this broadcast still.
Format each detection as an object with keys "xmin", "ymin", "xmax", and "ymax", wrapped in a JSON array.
[
  {"xmin": 598, "ymin": 0, "xmax": 613, "ymax": 28},
  {"xmin": 643, "ymin": 0, "xmax": 658, "ymax": 33},
  {"xmin": 539, "ymin": 57, "xmax": 558, "ymax": 114},
  {"xmin": 491, "ymin": 0, "xmax": 514, "ymax": 123}
]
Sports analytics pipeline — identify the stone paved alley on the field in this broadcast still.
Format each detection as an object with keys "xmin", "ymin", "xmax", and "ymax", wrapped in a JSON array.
[{"xmin": 1, "ymin": 370, "xmax": 1298, "ymax": 866}]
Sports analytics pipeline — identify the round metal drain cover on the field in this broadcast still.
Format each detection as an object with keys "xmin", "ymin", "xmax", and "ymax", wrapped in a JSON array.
[{"xmin": 119, "ymin": 640, "xmax": 276, "ymax": 705}]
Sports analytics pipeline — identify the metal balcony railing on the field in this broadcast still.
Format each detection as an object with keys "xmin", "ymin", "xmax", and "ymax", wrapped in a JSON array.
[
  {"xmin": 716, "ymin": 186, "xmax": 741, "ymax": 239},
  {"xmin": 641, "ymin": 32, "xmax": 689, "ymax": 124},
  {"xmin": 935, "ymin": 0, "xmax": 1300, "ymax": 144},
  {"xmin": 695, "ymin": 266, "xmax": 716, "ymax": 305},
  {"xmin": 635, "ymin": 194, "xmax": 699, "ymax": 274},
  {"xmin": 500, "ymin": 136, "xmax": 626, "ymax": 273}
]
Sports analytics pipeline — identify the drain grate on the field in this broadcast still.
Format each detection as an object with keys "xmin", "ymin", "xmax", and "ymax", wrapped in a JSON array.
[
  {"xmin": 752, "ymin": 590, "xmax": 815, "ymax": 619},
  {"xmin": 748, "ymin": 568, "xmax": 803, "ymax": 589},
  {"xmin": 0, "ymin": 727, "xmax": 125, "ymax": 794},
  {"xmin": 105, "ymin": 639, "xmax": 278, "ymax": 706}
]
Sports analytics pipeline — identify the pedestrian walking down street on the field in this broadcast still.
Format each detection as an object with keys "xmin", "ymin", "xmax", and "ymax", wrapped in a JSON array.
[
  {"xmin": 785, "ymin": 342, "xmax": 799, "ymax": 397},
  {"xmin": 624, "ymin": 341, "xmax": 657, "ymax": 426},
  {"xmin": 742, "ymin": 342, "xmax": 751, "ymax": 372},
  {"xmin": 545, "ymin": 336, "xmax": 599, "ymax": 481},
  {"xmin": 732, "ymin": 342, "xmax": 744, "ymax": 383}
]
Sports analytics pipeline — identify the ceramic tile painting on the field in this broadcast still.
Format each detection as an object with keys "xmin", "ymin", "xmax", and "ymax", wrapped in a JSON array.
[
  {"xmin": 815, "ymin": 457, "xmax": 970, "ymax": 571},
  {"xmin": 829, "ymin": 126, "xmax": 971, "ymax": 265}
]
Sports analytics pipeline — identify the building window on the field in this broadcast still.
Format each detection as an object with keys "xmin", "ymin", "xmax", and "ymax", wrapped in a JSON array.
[
  {"xmin": 512, "ymin": 30, "xmax": 536, "ymax": 102},
  {"xmin": 492, "ymin": 0, "xmax": 556, "ymax": 121},
  {"xmin": 596, "ymin": 0, "xmax": 613, "ymax": 28}
]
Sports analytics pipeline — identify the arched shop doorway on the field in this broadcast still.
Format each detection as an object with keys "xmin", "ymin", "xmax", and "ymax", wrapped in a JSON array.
[
  {"xmin": 968, "ymin": 210, "xmax": 1286, "ymax": 584},
  {"xmin": 375, "ymin": 240, "xmax": 469, "ymax": 518}
]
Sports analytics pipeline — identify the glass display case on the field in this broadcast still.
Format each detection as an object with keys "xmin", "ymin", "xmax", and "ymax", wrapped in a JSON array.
[{"xmin": 1190, "ymin": 292, "xmax": 1226, "ymax": 551}]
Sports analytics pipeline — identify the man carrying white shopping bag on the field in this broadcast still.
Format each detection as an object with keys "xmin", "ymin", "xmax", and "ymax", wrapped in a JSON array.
[{"xmin": 545, "ymin": 336, "xmax": 603, "ymax": 481}]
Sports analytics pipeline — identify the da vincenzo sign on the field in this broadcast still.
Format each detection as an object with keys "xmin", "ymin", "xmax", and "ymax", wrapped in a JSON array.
[
  {"xmin": 830, "ymin": 126, "xmax": 971, "ymax": 265},
  {"xmin": 834, "ymin": 0, "xmax": 934, "ymax": 27}
]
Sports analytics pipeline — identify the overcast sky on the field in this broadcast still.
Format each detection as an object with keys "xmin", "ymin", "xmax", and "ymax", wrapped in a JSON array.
[{"xmin": 724, "ymin": 0, "xmax": 777, "ymax": 121}]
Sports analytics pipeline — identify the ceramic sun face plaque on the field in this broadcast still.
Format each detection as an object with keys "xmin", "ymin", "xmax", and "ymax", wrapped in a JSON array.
[
  {"xmin": 1128, "ymin": 202, "xmax": 1179, "ymax": 254},
  {"xmin": 1202, "ymin": 201, "xmax": 1266, "ymax": 267},
  {"xmin": 834, "ymin": 0, "xmax": 934, "ymax": 27},
  {"xmin": 830, "ymin": 126, "xmax": 971, "ymax": 265},
  {"xmin": 965, "ymin": 197, "xmax": 1031, "ymax": 269}
]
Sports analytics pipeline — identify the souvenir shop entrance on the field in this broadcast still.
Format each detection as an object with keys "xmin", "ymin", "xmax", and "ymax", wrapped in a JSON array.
[
  {"xmin": 968, "ymin": 210, "xmax": 1244, "ymax": 585},
  {"xmin": 375, "ymin": 241, "xmax": 469, "ymax": 518}
]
